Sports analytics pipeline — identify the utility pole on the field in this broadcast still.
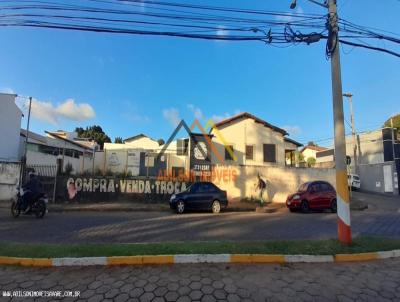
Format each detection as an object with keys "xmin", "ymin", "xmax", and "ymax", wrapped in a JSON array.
[
  {"xmin": 289, "ymin": 0, "xmax": 351, "ymax": 244},
  {"xmin": 328, "ymin": 0, "xmax": 352, "ymax": 244},
  {"xmin": 20, "ymin": 96, "xmax": 33, "ymax": 185},
  {"xmin": 343, "ymin": 93, "xmax": 358, "ymax": 174}
]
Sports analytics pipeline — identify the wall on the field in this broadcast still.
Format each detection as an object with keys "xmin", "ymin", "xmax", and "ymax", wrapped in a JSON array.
[
  {"xmin": 124, "ymin": 137, "xmax": 160, "ymax": 150},
  {"xmin": 0, "ymin": 93, "xmax": 22, "ymax": 161},
  {"xmin": 358, "ymin": 162, "xmax": 399, "ymax": 195},
  {"xmin": 212, "ymin": 164, "xmax": 336, "ymax": 203},
  {"xmin": 0, "ymin": 161, "xmax": 21, "ymax": 201},
  {"xmin": 211, "ymin": 117, "xmax": 286, "ymax": 166}
]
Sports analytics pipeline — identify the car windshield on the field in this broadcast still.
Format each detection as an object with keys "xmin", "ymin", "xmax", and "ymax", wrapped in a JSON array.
[
  {"xmin": 298, "ymin": 183, "xmax": 309, "ymax": 192},
  {"xmin": 353, "ymin": 175, "xmax": 360, "ymax": 180}
]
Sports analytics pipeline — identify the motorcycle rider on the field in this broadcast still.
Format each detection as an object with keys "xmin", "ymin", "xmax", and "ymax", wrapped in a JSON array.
[{"xmin": 22, "ymin": 171, "xmax": 44, "ymax": 213}]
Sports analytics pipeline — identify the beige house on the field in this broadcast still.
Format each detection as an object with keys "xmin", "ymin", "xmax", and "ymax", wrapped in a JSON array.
[
  {"xmin": 210, "ymin": 112, "xmax": 302, "ymax": 166},
  {"xmin": 123, "ymin": 134, "xmax": 161, "ymax": 150},
  {"xmin": 301, "ymin": 145, "xmax": 328, "ymax": 162}
]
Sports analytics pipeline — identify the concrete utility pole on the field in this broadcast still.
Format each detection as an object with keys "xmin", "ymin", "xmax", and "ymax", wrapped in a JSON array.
[
  {"xmin": 328, "ymin": 0, "xmax": 352, "ymax": 244},
  {"xmin": 343, "ymin": 93, "xmax": 358, "ymax": 174},
  {"xmin": 20, "ymin": 96, "xmax": 33, "ymax": 184},
  {"xmin": 290, "ymin": 0, "xmax": 352, "ymax": 244}
]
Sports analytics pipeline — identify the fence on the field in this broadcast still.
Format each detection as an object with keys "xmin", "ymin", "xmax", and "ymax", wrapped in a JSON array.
[{"xmin": 26, "ymin": 164, "xmax": 58, "ymax": 202}]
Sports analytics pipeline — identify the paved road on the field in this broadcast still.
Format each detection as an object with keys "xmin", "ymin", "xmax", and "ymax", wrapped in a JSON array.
[
  {"xmin": 1, "ymin": 259, "xmax": 400, "ymax": 301},
  {"xmin": 0, "ymin": 203, "xmax": 399, "ymax": 243}
]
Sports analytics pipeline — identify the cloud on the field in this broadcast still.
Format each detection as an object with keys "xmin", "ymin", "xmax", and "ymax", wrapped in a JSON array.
[
  {"xmin": 283, "ymin": 125, "xmax": 302, "ymax": 136},
  {"xmin": 187, "ymin": 104, "xmax": 204, "ymax": 120},
  {"xmin": 163, "ymin": 108, "xmax": 180, "ymax": 127},
  {"xmin": 211, "ymin": 109, "xmax": 241, "ymax": 123},
  {"xmin": 275, "ymin": 6, "xmax": 304, "ymax": 22},
  {"xmin": 29, "ymin": 98, "xmax": 95, "ymax": 125},
  {"xmin": 0, "ymin": 87, "xmax": 15, "ymax": 94}
]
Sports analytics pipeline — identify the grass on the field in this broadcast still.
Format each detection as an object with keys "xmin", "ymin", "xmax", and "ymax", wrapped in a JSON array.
[{"xmin": 0, "ymin": 237, "xmax": 400, "ymax": 258}]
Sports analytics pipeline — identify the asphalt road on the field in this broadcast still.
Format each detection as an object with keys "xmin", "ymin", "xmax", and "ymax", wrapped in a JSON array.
[{"xmin": 0, "ymin": 196, "xmax": 399, "ymax": 243}]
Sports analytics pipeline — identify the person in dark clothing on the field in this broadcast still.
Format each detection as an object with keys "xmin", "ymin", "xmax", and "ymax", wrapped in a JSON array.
[
  {"xmin": 22, "ymin": 172, "xmax": 43, "ymax": 212},
  {"xmin": 256, "ymin": 173, "xmax": 267, "ymax": 206}
]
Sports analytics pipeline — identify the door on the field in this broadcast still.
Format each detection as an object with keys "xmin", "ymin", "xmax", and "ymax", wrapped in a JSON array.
[
  {"xmin": 197, "ymin": 183, "xmax": 214, "ymax": 209},
  {"xmin": 319, "ymin": 183, "xmax": 333, "ymax": 207},
  {"xmin": 308, "ymin": 183, "xmax": 323, "ymax": 208},
  {"xmin": 383, "ymin": 165, "xmax": 393, "ymax": 193},
  {"xmin": 186, "ymin": 183, "xmax": 202, "ymax": 209}
]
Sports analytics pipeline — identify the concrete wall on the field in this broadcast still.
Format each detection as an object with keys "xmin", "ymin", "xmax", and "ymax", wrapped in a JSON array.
[
  {"xmin": 211, "ymin": 117, "xmax": 286, "ymax": 166},
  {"xmin": 358, "ymin": 162, "xmax": 399, "ymax": 195},
  {"xmin": 0, "ymin": 161, "xmax": 21, "ymax": 201},
  {"xmin": 0, "ymin": 93, "xmax": 22, "ymax": 161},
  {"xmin": 212, "ymin": 164, "xmax": 336, "ymax": 203}
]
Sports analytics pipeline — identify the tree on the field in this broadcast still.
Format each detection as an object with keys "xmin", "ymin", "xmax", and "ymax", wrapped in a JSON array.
[
  {"xmin": 307, "ymin": 141, "xmax": 316, "ymax": 146},
  {"xmin": 114, "ymin": 136, "xmax": 123, "ymax": 144},
  {"xmin": 383, "ymin": 114, "xmax": 400, "ymax": 129},
  {"xmin": 74, "ymin": 125, "xmax": 111, "ymax": 150},
  {"xmin": 307, "ymin": 156, "xmax": 316, "ymax": 167},
  {"xmin": 157, "ymin": 139, "xmax": 165, "ymax": 146}
]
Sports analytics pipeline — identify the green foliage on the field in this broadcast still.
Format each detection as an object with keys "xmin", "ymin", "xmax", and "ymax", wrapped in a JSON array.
[
  {"xmin": 307, "ymin": 156, "xmax": 316, "ymax": 167},
  {"xmin": 157, "ymin": 139, "xmax": 165, "ymax": 146},
  {"xmin": 114, "ymin": 136, "xmax": 123, "ymax": 144},
  {"xmin": 383, "ymin": 114, "xmax": 400, "ymax": 129},
  {"xmin": 74, "ymin": 125, "xmax": 111, "ymax": 150},
  {"xmin": 307, "ymin": 141, "xmax": 316, "ymax": 146},
  {"xmin": 1, "ymin": 237, "xmax": 400, "ymax": 257},
  {"xmin": 64, "ymin": 162, "xmax": 73, "ymax": 176}
]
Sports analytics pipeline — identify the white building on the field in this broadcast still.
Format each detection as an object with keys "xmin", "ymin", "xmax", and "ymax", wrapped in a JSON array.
[{"xmin": 0, "ymin": 93, "xmax": 22, "ymax": 161}]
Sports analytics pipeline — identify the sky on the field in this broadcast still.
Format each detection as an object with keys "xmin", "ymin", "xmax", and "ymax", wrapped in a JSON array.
[{"xmin": 0, "ymin": 0, "xmax": 399, "ymax": 147}]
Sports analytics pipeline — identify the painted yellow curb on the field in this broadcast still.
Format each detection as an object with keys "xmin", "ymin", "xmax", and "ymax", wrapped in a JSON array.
[
  {"xmin": 335, "ymin": 252, "xmax": 378, "ymax": 262},
  {"xmin": 0, "ymin": 257, "xmax": 52, "ymax": 267},
  {"xmin": 107, "ymin": 256, "xmax": 143, "ymax": 265},
  {"xmin": 142, "ymin": 255, "xmax": 174, "ymax": 264},
  {"xmin": 0, "ymin": 251, "xmax": 397, "ymax": 267},
  {"xmin": 107, "ymin": 255, "xmax": 174, "ymax": 265},
  {"xmin": 231, "ymin": 254, "xmax": 285, "ymax": 263}
]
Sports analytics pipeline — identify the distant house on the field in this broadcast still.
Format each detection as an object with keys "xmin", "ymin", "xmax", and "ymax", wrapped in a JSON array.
[
  {"xmin": 315, "ymin": 128, "xmax": 400, "ymax": 195},
  {"xmin": 123, "ymin": 134, "xmax": 161, "ymax": 150},
  {"xmin": 0, "ymin": 93, "xmax": 22, "ymax": 161},
  {"xmin": 210, "ymin": 112, "xmax": 302, "ymax": 166},
  {"xmin": 301, "ymin": 145, "xmax": 328, "ymax": 163},
  {"xmin": 20, "ymin": 129, "xmax": 97, "ymax": 174}
]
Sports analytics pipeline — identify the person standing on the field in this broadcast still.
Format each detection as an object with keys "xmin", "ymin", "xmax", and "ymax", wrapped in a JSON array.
[{"xmin": 256, "ymin": 174, "xmax": 267, "ymax": 206}]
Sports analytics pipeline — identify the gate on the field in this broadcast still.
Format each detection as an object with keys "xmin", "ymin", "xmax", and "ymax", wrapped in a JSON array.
[{"xmin": 25, "ymin": 164, "xmax": 58, "ymax": 202}]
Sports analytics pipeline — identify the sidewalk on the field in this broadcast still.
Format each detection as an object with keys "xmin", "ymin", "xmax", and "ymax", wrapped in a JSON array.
[{"xmin": 0, "ymin": 200, "xmax": 277, "ymax": 213}]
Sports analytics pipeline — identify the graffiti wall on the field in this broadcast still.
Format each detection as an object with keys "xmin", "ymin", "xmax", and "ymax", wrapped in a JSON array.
[{"xmin": 56, "ymin": 176, "xmax": 188, "ymax": 203}]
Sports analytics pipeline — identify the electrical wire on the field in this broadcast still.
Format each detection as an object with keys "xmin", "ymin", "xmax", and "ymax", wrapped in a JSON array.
[{"xmin": 0, "ymin": 0, "xmax": 398, "ymax": 58}]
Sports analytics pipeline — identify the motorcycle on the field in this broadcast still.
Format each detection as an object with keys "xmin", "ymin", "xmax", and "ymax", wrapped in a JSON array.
[{"xmin": 11, "ymin": 187, "xmax": 48, "ymax": 219}]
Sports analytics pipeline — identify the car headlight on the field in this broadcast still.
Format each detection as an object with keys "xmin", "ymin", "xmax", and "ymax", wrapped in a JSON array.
[
  {"xmin": 170, "ymin": 194, "xmax": 176, "ymax": 201},
  {"xmin": 292, "ymin": 194, "xmax": 300, "ymax": 200}
]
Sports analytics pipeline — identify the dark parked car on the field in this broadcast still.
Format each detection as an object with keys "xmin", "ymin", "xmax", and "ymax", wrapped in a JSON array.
[
  {"xmin": 170, "ymin": 182, "xmax": 228, "ymax": 214},
  {"xmin": 286, "ymin": 181, "xmax": 337, "ymax": 213}
]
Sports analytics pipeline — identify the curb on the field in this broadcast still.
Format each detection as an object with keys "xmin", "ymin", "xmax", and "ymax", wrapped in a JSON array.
[{"xmin": 1, "ymin": 250, "xmax": 399, "ymax": 267}]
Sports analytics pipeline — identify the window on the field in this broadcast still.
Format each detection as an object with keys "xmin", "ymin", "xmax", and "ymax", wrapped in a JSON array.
[
  {"xmin": 263, "ymin": 144, "xmax": 276, "ymax": 163},
  {"xmin": 245, "ymin": 145, "xmax": 254, "ymax": 160},
  {"xmin": 177, "ymin": 139, "xmax": 189, "ymax": 155},
  {"xmin": 225, "ymin": 145, "xmax": 235, "ymax": 161}
]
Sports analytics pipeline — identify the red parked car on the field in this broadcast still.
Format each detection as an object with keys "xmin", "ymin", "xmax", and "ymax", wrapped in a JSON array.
[{"xmin": 286, "ymin": 181, "xmax": 337, "ymax": 213}]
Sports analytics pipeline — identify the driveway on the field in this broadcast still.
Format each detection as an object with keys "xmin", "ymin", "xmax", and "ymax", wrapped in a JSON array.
[
  {"xmin": 1, "ymin": 259, "xmax": 399, "ymax": 301},
  {"xmin": 0, "ymin": 193, "xmax": 399, "ymax": 243}
]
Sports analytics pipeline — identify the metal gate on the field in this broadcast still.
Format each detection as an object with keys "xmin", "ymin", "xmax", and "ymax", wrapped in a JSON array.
[{"xmin": 25, "ymin": 164, "xmax": 58, "ymax": 202}]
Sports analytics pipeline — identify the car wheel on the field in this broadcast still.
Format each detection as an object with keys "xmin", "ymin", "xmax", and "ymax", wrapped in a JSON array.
[
  {"xmin": 212, "ymin": 200, "xmax": 221, "ymax": 214},
  {"xmin": 176, "ymin": 200, "xmax": 185, "ymax": 214},
  {"xmin": 330, "ymin": 199, "xmax": 337, "ymax": 213},
  {"xmin": 301, "ymin": 200, "xmax": 310, "ymax": 213}
]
